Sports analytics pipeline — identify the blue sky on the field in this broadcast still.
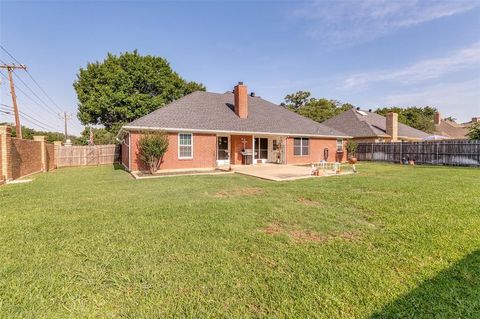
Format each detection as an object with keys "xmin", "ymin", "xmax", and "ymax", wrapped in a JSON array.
[{"xmin": 1, "ymin": 0, "xmax": 479, "ymax": 135}]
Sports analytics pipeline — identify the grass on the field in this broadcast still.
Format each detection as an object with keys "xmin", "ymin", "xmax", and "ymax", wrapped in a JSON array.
[{"xmin": 0, "ymin": 163, "xmax": 479, "ymax": 318}]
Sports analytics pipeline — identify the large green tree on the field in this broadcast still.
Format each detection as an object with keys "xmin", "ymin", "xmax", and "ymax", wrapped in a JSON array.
[
  {"xmin": 375, "ymin": 106, "xmax": 437, "ymax": 133},
  {"xmin": 281, "ymin": 91, "xmax": 353, "ymax": 123},
  {"xmin": 74, "ymin": 50, "xmax": 205, "ymax": 131}
]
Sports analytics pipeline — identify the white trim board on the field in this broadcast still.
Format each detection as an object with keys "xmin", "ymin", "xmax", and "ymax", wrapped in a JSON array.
[{"xmin": 122, "ymin": 126, "xmax": 351, "ymax": 139}]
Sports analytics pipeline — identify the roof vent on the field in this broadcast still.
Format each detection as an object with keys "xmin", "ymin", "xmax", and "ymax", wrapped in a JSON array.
[
  {"xmin": 356, "ymin": 107, "xmax": 360, "ymax": 110},
  {"xmin": 368, "ymin": 109, "xmax": 372, "ymax": 112},
  {"xmin": 250, "ymin": 92, "xmax": 255, "ymax": 97}
]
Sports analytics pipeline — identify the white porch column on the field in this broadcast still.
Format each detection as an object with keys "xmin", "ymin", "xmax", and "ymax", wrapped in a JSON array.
[{"xmin": 252, "ymin": 135, "xmax": 255, "ymax": 165}]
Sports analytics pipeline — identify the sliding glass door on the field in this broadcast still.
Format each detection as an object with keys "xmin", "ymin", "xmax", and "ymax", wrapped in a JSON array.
[{"xmin": 254, "ymin": 138, "xmax": 268, "ymax": 159}]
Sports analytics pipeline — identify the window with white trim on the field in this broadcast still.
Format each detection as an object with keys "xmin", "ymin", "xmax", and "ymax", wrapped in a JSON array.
[
  {"xmin": 336, "ymin": 139, "xmax": 343, "ymax": 151},
  {"xmin": 178, "ymin": 133, "xmax": 193, "ymax": 159},
  {"xmin": 293, "ymin": 138, "xmax": 309, "ymax": 156}
]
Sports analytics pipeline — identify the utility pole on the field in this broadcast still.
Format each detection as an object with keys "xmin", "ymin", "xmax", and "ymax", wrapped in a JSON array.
[
  {"xmin": 0, "ymin": 63, "xmax": 27, "ymax": 139},
  {"xmin": 58, "ymin": 112, "xmax": 72, "ymax": 140}
]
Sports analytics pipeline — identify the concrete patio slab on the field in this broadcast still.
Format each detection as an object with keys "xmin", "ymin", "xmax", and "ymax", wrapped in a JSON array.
[{"xmin": 232, "ymin": 163, "xmax": 353, "ymax": 181}]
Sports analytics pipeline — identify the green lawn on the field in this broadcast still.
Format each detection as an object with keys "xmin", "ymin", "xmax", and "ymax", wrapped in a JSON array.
[{"xmin": 0, "ymin": 163, "xmax": 479, "ymax": 318}]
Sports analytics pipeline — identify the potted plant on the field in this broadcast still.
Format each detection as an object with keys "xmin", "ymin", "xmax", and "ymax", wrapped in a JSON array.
[{"xmin": 345, "ymin": 140, "xmax": 358, "ymax": 164}]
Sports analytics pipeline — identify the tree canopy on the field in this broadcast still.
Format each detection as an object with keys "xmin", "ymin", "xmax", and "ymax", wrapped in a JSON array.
[
  {"xmin": 467, "ymin": 122, "xmax": 480, "ymax": 140},
  {"xmin": 375, "ymin": 106, "xmax": 437, "ymax": 133},
  {"xmin": 0, "ymin": 123, "xmax": 73, "ymax": 143},
  {"xmin": 281, "ymin": 91, "xmax": 353, "ymax": 123},
  {"xmin": 76, "ymin": 127, "xmax": 117, "ymax": 145},
  {"xmin": 74, "ymin": 50, "xmax": 205, "ymax": 131}
]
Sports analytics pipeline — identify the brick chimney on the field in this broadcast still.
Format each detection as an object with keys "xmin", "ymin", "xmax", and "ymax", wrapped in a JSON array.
[
  {"xmin": 386, "ymin": 112, "xmax": 398, "ymax": 142},
  {"xmin": 434, "ymin": 112, "xmax": 441, "ymax": 125},
  {"xmin": 234, "ymin": 82, "xmax": 248, "ymax": 119}
]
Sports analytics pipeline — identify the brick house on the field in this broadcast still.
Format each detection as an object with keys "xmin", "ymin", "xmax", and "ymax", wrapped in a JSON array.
[
  {"xmin": 118, "ymin": 82, "xmax": 349, "ymax": 173},
  {"xmin": 322, "ymin": 108, "xmax": 429, "ymax": 143}
]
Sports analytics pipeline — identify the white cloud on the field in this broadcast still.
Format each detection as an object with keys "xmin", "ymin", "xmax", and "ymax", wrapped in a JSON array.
[
  {"xmin": 295, "ymin": 0, "xmax": 478, "ymax": 44},
  {"xmin": 343, "ymin": 42, "xmax": 480, "ymax": 88}
]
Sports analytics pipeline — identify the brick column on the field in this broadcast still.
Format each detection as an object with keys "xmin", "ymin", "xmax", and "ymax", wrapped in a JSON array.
[
  {"xmin": 0, "ymin": 126, "xmax": 13, "ymax": 181},
  {"xmin": 33, "ymin": 136, "xmax": 46, "ymax": 172},
  {"xmin": 53, "ymin": 141, "xmax": 62, "ymax": 168}
]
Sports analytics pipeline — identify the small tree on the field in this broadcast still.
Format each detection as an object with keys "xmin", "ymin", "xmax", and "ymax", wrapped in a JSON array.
[
  {"xmin": 468, "ymin": 122, "xmax": 480, "ymax": 140},
  {"xmin": 138, "ymin": 131, "xmax": 169, "ymax": 174},
  {"xmin": 345, "ymin": 140, "xmax": 358, "ymax": 159}
]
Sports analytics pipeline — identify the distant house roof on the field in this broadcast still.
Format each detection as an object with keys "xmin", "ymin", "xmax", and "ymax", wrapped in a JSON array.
[
  {"xmin": 434, "ymin": 120, "xmax": 469, "ymax": 139},
  {"xmin": 322, "ymin": 108, "xmax": 429, "ymax": 139},
  {"xmin": 123, "ymin": 91, "xmax": 349, "ymax": 138}
]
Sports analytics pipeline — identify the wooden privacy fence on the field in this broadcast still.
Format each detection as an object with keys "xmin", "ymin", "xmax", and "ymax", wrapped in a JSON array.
[
  {"xmin": 56, "ymin": 145, "xmax": 120, "ymax": 167},
  {"xmin": 356, "ymin": 140, "xmax": 480, "ymax": 167}
]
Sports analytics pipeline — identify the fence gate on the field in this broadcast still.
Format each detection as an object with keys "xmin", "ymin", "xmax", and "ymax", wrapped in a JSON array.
[{"xmin": 56, "ymin": 145, "xmax": 120, "ymax": 167}]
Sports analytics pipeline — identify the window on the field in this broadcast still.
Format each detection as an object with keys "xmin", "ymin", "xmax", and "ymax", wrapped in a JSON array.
[
  {"xmin": 336, "ymin": 139, "xmax": 343, "ymax": 151},
  {"xmin": 294, "ymin": 138, "xmax": 309, "ymax": 156},
  {"xmin": 178, "ymin": 133, "xmax": 193, "ymax": 159}
]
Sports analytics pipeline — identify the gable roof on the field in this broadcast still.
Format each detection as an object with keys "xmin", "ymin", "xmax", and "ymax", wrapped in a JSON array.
[
  {"xmin": 123, "ymin": 91, "xmax": 349, "ymax": 138},
  {"xmin": 322, "ymin": 108, "xmax": 429, "ymax": 139},
  {"xmin": 434, "ymin": 120, "xmax": 469, "ymax": 139}
]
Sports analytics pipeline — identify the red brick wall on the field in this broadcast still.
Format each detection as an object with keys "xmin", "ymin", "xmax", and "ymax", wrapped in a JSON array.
[
  {"xmin": 45, "ymin": 144, "xmax": 55, "ymax": 171},
  {"xmin": 230, "ymin": 135, "xmax": 253, "ymax": 165},
  {"xmin": 285, "ymin": 137, "xmax": 347, "ymax": 164},
  {"xmin": 0, "ymin": 136, "xmax": 3, "ymax": 183},
  {"xmin": 129, "ymin": 131, "xmax": 217, "ymax": 172},
  {"xmin": 11, "ymin": 138, "xmax": 43, "ymax": 179},
  {"xmin": 121, "ymin": 133, "xmax": 130, "ymax": 169}
]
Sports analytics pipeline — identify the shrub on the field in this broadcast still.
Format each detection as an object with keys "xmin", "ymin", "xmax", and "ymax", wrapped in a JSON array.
[
  {"xmin": 138, "ymin": 131, "xmax": 169, "ymax": 174},
  {"xmin": 345, "ymin": 140, "xmax": 358, "ymax": 158}
]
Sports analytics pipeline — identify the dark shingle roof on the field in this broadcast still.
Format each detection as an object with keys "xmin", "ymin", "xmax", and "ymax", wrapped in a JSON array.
[
  {"xmin": 124, "ymin": 91, "xmax": 348, "ymax": 137},
  {"xmin": 322, "ymin": 108, "xmax": 429, "ymax": 139}
]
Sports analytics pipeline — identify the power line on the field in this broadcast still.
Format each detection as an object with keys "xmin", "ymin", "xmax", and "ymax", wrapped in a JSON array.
[
  {"xmin": 1, "ymin": 103, "xmax": 61, "ymax": 132},
  {"xmin": 0, "ymin": 45, "xmax": 22, "ymax": 65},
  {"xmin": 20, "ymin": 116, "xmax": 55, "ymax": 132},
  {"xmin": 0, "ymin": 45, "xmax": 63, "ymax": 113},
  {"xmin": 1, "ymin": 46, "xmax": 83, "ymax": 134},
  {"xmin": 0, "ymin": 63, "xmax": 26, "ymax": 138},
  {"xmin": 12, "ymin": 72, "xmax": 59, "ymax": 114},
  {"xmin": 0, "ymin": 70, "xmax": 58, "ymax": 118}
]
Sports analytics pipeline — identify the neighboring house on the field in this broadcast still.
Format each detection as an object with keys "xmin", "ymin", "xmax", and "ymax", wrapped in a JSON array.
[
  {"xmin": 433, "ymin": 112, "xmax": 476, "ymax": 139},
  {"xmin": 322, "ymin": 108, "xmax": 429, "ymax": 143},
  {"xmin": 118, "ymin": 82, "xmax": 349, "ymax": 173}
]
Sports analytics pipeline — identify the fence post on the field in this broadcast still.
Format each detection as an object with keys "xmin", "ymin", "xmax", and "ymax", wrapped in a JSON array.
[
  {"xmin": 399, "ymin": 141, "xmax": 402, "ymax": 163},
  {"xmin": 33, "ymin": 136, "xmax": 46, "ymax": 172},
  {"xmin": 0, "ymin": 126, "xmax": 13, "ymax": 182}
]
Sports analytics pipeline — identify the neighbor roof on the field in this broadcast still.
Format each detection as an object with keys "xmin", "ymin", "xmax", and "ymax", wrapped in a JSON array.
[
  {"xmin": 322, "ymin": 108, "xmax": 429, "ymax": 139},
  {"xmin": 434, "ymin": 120, "xmax": 468, "ymax": 139},
  {"xmin": 123, "ymin": 91, "xmax": 349, "ymax": 138}
]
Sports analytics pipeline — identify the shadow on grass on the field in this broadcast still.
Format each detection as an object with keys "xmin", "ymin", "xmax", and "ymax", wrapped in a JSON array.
[
  {"xmin": 113, "ymin": 163, "xmax": 125, "ymax": 170},
  {"xmin": 371, "ymin": 250, "xmax": 480, "ymax": 318}
]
